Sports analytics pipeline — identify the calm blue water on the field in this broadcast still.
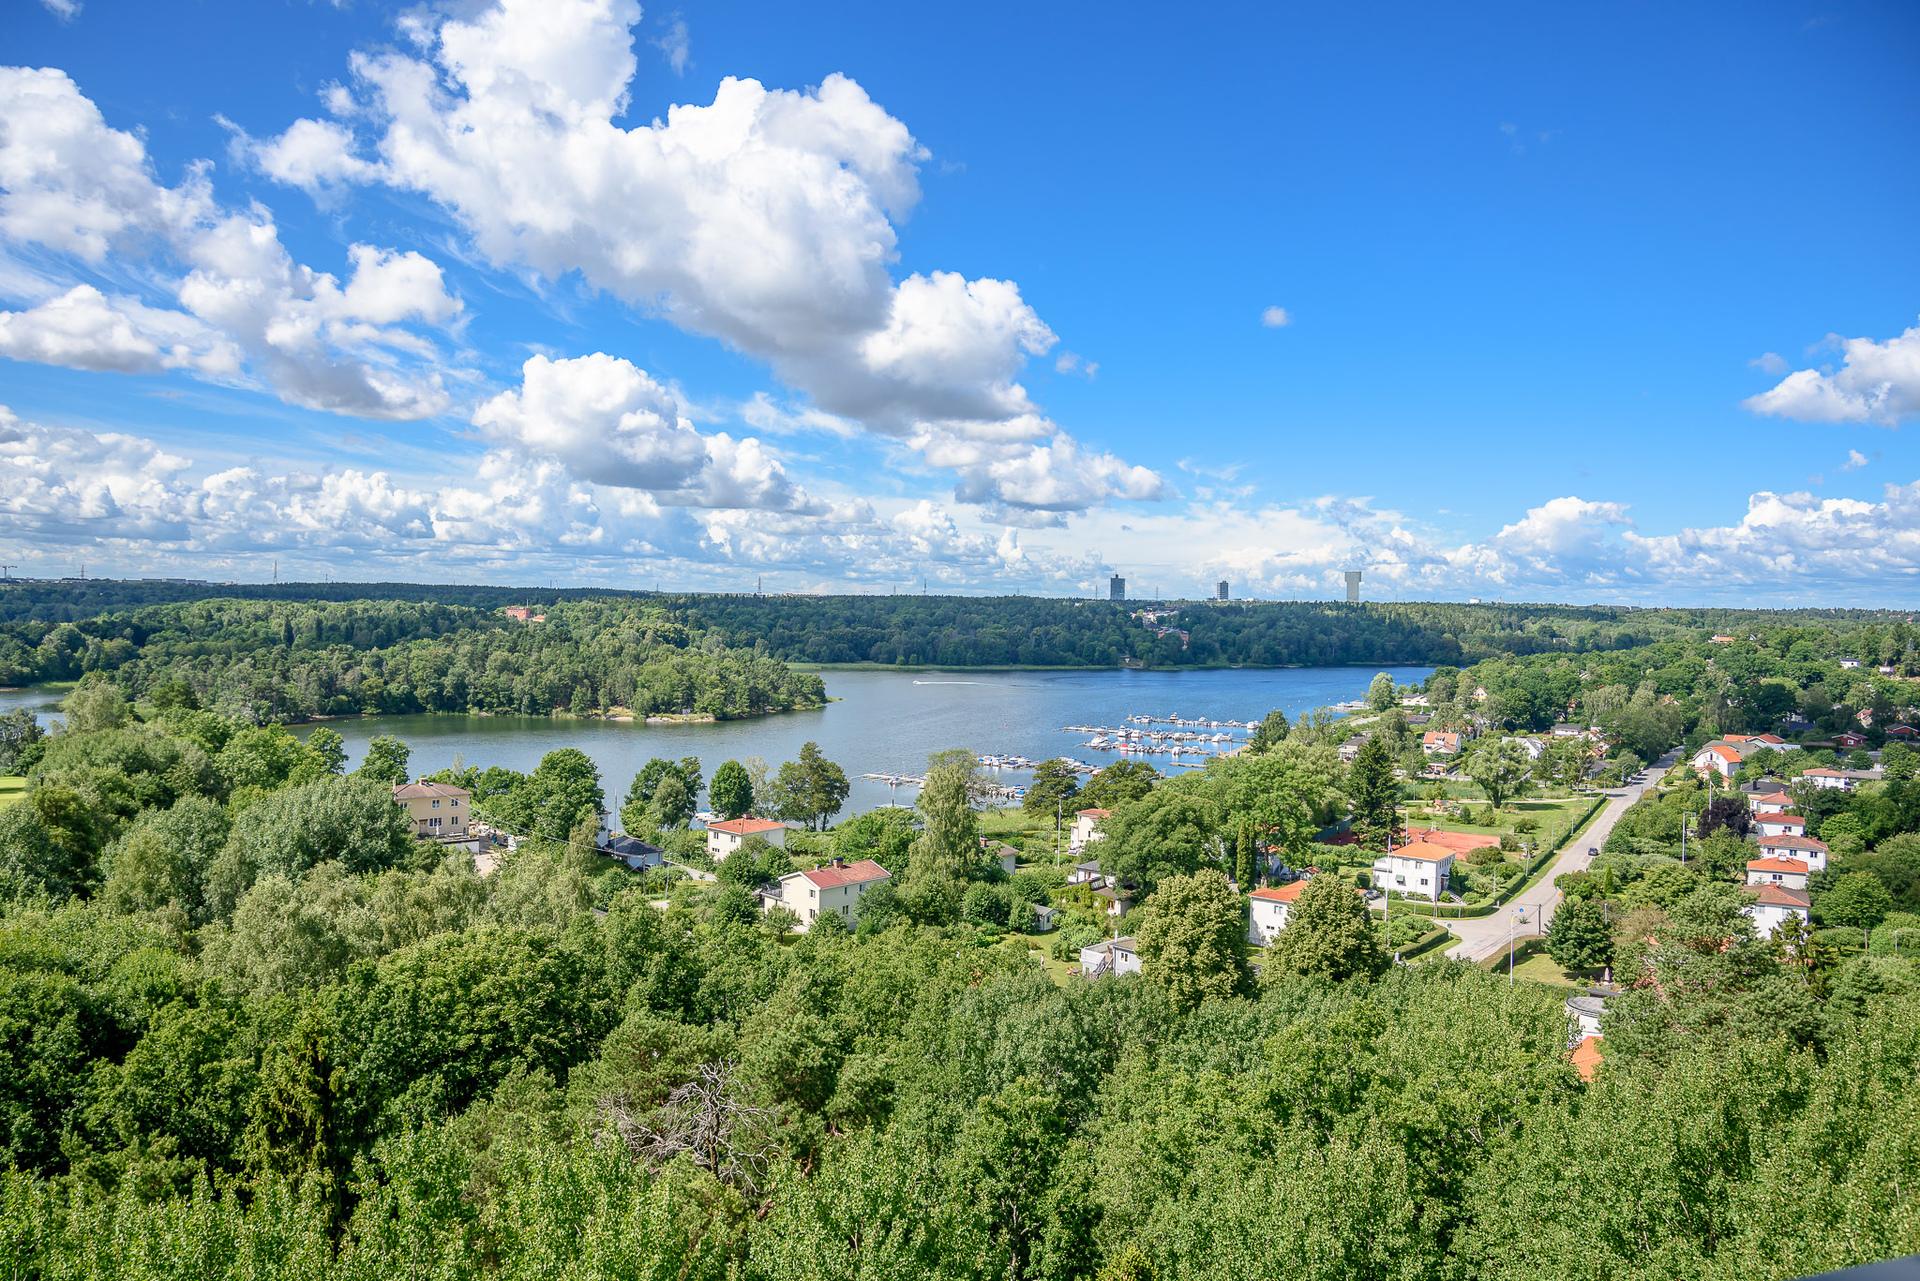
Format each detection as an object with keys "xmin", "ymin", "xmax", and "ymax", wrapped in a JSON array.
[
  {"xmin": 3, "ymin": 667, "xmax": 1428, "ymax": 810},
  {"xmin": 303, "ymin": 666, "xmax": 1428, "ymax": 813}
]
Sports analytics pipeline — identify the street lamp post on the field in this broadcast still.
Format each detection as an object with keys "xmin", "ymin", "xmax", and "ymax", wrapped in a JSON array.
[{"xmin": 1509, "ymin": 905, "xmax": 1530, "ymax": 986}]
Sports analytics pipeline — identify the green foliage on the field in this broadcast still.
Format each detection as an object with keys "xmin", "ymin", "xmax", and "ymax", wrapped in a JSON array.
[
  {"xmin": 1022, "ymin": 757, "xmax": 1080, "ymax": 822},
  {"xmin": 1263, "ymin": 873, "xmax": 1387, "ymax": 982},
  {"xmin": 709, "ymin": 758, "xmax": 754, "ymax": 820},
  {"xmin": 771, "ymin": 741, "xmax": 850, "ymax": 831},
  {"xmin": 1076, "ymin": 758, "xmax": 1159, "ymax": 810},
  {"xmin": 207, "ymin": 776, "xmax": 414, "ymax": 919},
  {"xmin": 909, "ymin": 749, "xmax": 982, "ymax": 879},
  {"xmin": 1134, "ymin": 869, "xmax": 1249, "ymax": 1008},
  {"xmin": 1545, "ymin": 894, "xmax": 1613, "ymax": 971},
  {"xmin": 1465, "ymin": 736, "xmax": 1536, "ymax": 811},
  {"xmin": 353, "ymin": 734, "xmax": 411, "ymax": 786}
]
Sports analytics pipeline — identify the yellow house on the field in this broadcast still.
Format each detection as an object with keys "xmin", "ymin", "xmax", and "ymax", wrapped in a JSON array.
[{"xmin": 393, "ymin": 780, "xmax": 471, "ymax": 841}]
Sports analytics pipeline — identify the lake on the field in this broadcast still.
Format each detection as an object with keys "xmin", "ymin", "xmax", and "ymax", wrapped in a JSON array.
[{"xmin": 299, "ymin": 666, "xmax": 1428, "ymax": 814}]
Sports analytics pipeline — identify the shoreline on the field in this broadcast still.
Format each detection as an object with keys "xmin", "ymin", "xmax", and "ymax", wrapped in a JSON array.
[{"xmin": 785, "ymin": 660, "xmax": 1439, "ymax": 674}]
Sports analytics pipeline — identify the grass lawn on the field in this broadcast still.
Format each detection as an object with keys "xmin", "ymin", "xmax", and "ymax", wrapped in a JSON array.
[
  {"xmin": 1010, "ymin": 934, "xmax": 1076, "ymax": 986},
  {"xmin": 0, "ymin": 776, "xmax": 24, "ymax": 809}
]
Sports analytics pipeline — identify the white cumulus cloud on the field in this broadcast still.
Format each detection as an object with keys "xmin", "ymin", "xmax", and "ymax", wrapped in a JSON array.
[{"xmin": 1744, "ymin": 318, "xmax": 1920, "ymax": 426}]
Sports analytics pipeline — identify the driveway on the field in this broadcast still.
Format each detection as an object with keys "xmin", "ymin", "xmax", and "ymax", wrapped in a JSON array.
[{"xmin": 1439, "ymin": 751, "xmax": 1677, "ymax": 962}]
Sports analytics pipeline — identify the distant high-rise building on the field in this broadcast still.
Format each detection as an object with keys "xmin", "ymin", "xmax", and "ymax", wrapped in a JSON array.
[
  {"xmin": 1344, "ymin": 570, "xmax": 1363, "ymax": 604},
  {"xmin": 1216, "ymin": 580, "xmax": 1229, "ymax": 601},
  {"xmin": 1109, "ymin": 574, "xmax": 1126, "ymax": 601}
]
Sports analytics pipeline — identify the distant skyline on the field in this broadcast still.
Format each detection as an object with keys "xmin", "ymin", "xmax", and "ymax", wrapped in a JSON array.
[{"xmin": 2, "ymin": 0, "xmax": 1918, "ymax": 603}]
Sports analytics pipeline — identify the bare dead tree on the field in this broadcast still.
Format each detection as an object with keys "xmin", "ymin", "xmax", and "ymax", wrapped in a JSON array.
[{"xmin": 595, "ymin": 1059, "xmax": 778, "ymax": 1197}]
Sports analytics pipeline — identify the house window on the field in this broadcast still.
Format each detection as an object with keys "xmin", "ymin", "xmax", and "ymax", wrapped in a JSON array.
[
  {"xmin": 429, "ymin": 817, "xmax": 441, "ymax": 830},
  {"xmin": 432, "ymin": 800, "xmax": 440, "ymax": 809}
]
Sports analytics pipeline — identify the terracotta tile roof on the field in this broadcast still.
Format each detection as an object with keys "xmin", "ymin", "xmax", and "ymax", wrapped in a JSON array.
[
  {"xmin": 1076, "ymin": 807, "xmax": 1113, "ymax": 819},
  {"xmin": 799, "ymin": 859, "xmax": 891, "ymax": 889},
  {"xmin": 1701, "ymin": 743, "xmax": 1742, "ymax": 762},
  {"xmin": 1763, "ymin": 814, "xmax": 1807, "ymax": 828},
  {"xmin": 1571, "ymin": 1034, "xmax": 1604, "ymax": 1083},
  {"xmin": 1747, "ymin": 856, "xmax": 1813, "ymax": 874},
  {"xmin": 709, "ymin": 817, "xmax": 787, "ymax": 836},
  {"xmin": 1251, "ymin": 881, "xmax": 1310, "ymax": 903},
  {"xmin": 1753, "ymin": 791, "xmax": 1795, "ymax": 806},
  {"xmin": 1747, "ymin": 883, "xmax": 1812, "ymax": 908}
]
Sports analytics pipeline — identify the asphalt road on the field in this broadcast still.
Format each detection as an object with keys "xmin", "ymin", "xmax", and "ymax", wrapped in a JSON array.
[{"xmin": 1441, "ymin": 751, "xmax": 1679, "ymax": 963}]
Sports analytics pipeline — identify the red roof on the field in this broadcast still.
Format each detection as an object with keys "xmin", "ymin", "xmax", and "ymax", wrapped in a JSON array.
[
  {"xmin": 1748, "ymin": 883, "xmax": 1812, "ymax": 908},
  {"xmin": 1076, "ymin": 807, "xmax": 1112, "ymax": 819},
  {"xmin": 1759, "ymin": 834, "xmax": 1829, "ymax": 854},
  {"xmin": 1571, "ymin": 1034, "xmax": 1604, "ymax": 1083},
  {"xmin": 1747, "ymin": 856, "xmax": 1812, "ymax": 874},
  {"xmin": 1700, "ymin": 743, "xmax": 1741, "ymax": 762},
  {"xmin": 1753, "ymin": 791, "xmax": 1795, "ymax": 806},
  {"xmin": 1385, "ymin": 840, "xmax": 1457, "ymax": 864},
  {"xmin": 1763, "ymin": 814, "xmax": 1807, "ymax": 828},
  {"xmin": 1802, "ymin": 768, "xmax": 1845, "ymax": 778},
  {"xmin": 1405, "ymin": 827, "xmax": 1499, "ymax": 854},
  {"xmin": 799, "ymin": 859, "xmax": 891, "ymax": 889},
  {"xmin": 709, "ymin": 817, "xmax": 787, "ymax": 836},
  {"xmin": 1251, "ymin": 880, "xmax": 1310, "ymax": 903}
]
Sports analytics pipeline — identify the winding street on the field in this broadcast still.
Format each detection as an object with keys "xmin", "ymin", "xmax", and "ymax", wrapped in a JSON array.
[{"xmin": 1440, "ymin": 750, "xmax": 1679, "ymax": 963}]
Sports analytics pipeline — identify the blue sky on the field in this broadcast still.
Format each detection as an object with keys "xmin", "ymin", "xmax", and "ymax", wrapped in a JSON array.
[{"xmin": 2, "ymin": 0, "xmax": 1917, "ymax": 602}]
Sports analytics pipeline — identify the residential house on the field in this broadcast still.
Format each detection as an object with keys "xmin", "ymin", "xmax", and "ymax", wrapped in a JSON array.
[
  {"xmin": 1337, "ymin": 734, "xmax": 1371, "ymax": 764},
  {"xmin": 1888, "ymin": 723, "xmax": 1918, "ymax": 740},
  {"xmin": 1031, "ymin": 904, "xmax": 1059, "ymax": 932},
  {"xmin": 1078, "ymin": 936, "xmax": 1142, "ymax": 979},
  {"xmin": 1755, "ymin": 833, "xmax": 1830, "ymax": 873},
  {"xmin": 705, "ymin": 816, "xmax": 788, "ymax": 861},
  {"xmin": 1839, "ymin": 657, "xmax": 1862, "ymax": 670},
  {"xmin": 1710, "ymin": 634, "xmax": 1737, "ymax": 645},
  {"xmin": 603, "ymin": 833, "xmax": 665, "ymax": 870},
  {"xmin": 1745, "ymin": 856, "xmax": 1812, "ymax": 891},
  {"xmin": 1879, "ymin": 664, "xmax": 1898, "ymax": 676},
  {"xmin": 1690, "ymin": 741, "xmax": 1743, "ymax": 779},
  {"xmin": 503, "ymin": 606, "xmax": 547, "ymax": 623},
  {"xmin": 1421, "ymin": 730, "xmax": 1462, "ymax": 757},
  {"xmin": 1779, "ymin": 714, "xmax": 1817, "ymax": 735},
  {"xmin": 1744, "ymin": 882, "xmax": 1812, "ymax": 938},
  {"xmin": 393, "ymin": 780, "xmax": 471, "ymax": 842},
  {"xmin": 1093, "ymin": 884, "xmax": 1135, "ymax": 918},
  {"xmin": 1247, "ymin": 879, "xmax": 1310, "ymax": 945},
  {"xmin": 980, "ymin": 839, "xmax": 1020, "ymax": 876},
  {"xmin": 1512, "ymin": 735, "xmax": 1548, "ymax": 761},
  {"xmin": 1066, "ymin": 859, "xmax": 1106, "ymax": 888},
  {"xmin": 1724, "ymin": 733, "xmax": 1788, "ymax": 753},
  {"xmin": 1750, "ymin": 790, "xmax": 1796, "ymax": 817},
  {"xmin": 1835, "ymin": 731, "xmax": 1869, "ymax": 749},
  {"xmin": 1800, "ymin": 767, "xmax": 1857, "ymax": 792},
  {"xmin": 1550, "ymin": 723, "xmax": 1593, "ymax": 739},
  {"xmin": 1565, "ymin": 994, "xmax": 1607, "ymax": 1040},
  {"xmin": 1069, "ymin": 808, "xmax": 1112, "ymax": 852},
  {"xmin": 1753, "ymin": 812, "xmax": 1808, "ymax": 840},
  {"xmin": 759, "ymin": 857, "xmax": 890, "ymax": 932},
  {"xmin": 1371, "ymin": 840, "xmax": 1456, "ymax": 902}
]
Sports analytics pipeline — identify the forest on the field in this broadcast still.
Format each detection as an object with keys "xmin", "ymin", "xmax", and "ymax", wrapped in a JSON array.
[
  {"xmin": 0, "ymin": 598, "xmax": 824, "ymax": 724},
  {"xmin": 7, "ymin": 578, "xmax": 1920, "ymax": 673}
]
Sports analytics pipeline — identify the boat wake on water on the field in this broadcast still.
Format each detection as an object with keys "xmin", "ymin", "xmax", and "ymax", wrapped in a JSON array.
[{"xmin": 912, "ymin": 680, "xmax": 981, "ymax": 685}]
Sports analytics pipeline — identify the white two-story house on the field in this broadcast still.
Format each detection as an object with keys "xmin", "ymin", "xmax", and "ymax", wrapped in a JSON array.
[
  {"xmin": 758, "ymin": 857, "xmax": 890, "ymax": 932},
  {"xmin": 1744, "ymin": 882, "xmax": 1811, "ymax": 938},
  {"xmin": 1746, "ymin": 855, "xmax": 1812, "ymax": 891},
  {"xmin": 1755, "ymin": 833, "xmax": 1830, "ymax": 873},
  {"xmin": 1753, "ymin": 812, "xmax": 1808, "ymax": 840},
  {"xmin": 1371, "ymin": 841, "xmax": 1455, "ymax": 902},
  {"xmin": 705, "ymin": 816, "xmax": 788, "ymax": 861}
]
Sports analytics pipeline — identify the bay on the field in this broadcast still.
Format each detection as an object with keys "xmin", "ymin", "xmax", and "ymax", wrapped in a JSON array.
[{"xmin": 305, "ymin": 665, "xmax": 1429, "ymax": 815}]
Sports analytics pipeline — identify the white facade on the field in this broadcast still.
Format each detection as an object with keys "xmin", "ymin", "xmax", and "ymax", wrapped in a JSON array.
[
  {"xmin": 1753, "ymin": 814, "xmax": 1807, "ymax": 840},
  {"xmin": 1800, "ymin": 769, "xmax": 1854, "ymax": 792},
  {"xmin": 1745, "ymin": 894, "xmax": 1811, "ymax": 938},
  {"xmin": 1690, "ymin": 744, "xmax": 1741, "ymax": 779},
  {"xmin": 1756, "ymin": 837, "xmax": 1829, "ymax": 873},
  {"xmin": 1371, "ymin": 846, "xmax": 1454, "ymax": 902},
  {"xmin": 760, "ymin": 858, "xmax": 889, "ymax": 932},
  {"xmin": 705, "ymin": 817, "xmax": 788, "ymax": 861},
  {"xmin": 1751, "ymin": 792, "xmax": 1794, "ymax": 817},
  {"xmin": 1069, "ymin": 809, "xmax": 1111, "ymax": 852},
  {"xmin": 1079, "ymin": 936, "xmax": 1142, "ymax": 979},
  {"xmin": 1247, "ymin": 882, "xmax": 1307, "ymax": 944},
  {"xmin": 1746, "ymin": 860, "xmax": 1811, "ymax": 891}
]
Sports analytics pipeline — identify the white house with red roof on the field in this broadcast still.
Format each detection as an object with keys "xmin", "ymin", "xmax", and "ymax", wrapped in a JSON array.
[
  {"xmin": 1069, "ymin": 807, "xmax": 1112, "ymax": 852},
  {"xmin": 759, "ymin": 857, "xmax": 890, "ymax": 931},
  {"xmin": 1371, "ymin": 840, "xmax": 1455, "ymax": 902},
  {"xmin": 1750, "ymin": 790, "xmax": 1795, "ymax": 817},
  {"xmin": 1744, "ymin": 883, "xmax": 1812, "ymax": 938},
  {"xmin": 1756, "ymin": 833, "xmax": 1829, "ymax": 873},
  {"xmin": 706, "ymin": 816, "xmax": 788, "ymax": 861},
  {"xmin": 1800, "ymin": 767, "xmax": 1856, "ymax": 792},
  {"xmin": 1247, "ymin": 879, "xmax": 1309, "ymax": 944},
  {"xmin": 1690, "ymin": 741, "xmax": 1743, "ymax": 779},
  {"xmin": 1746, "ymin": 856, "xmax": 1812, "ymax": 891},
  {"xmin": 1753, "ymin": 811, "xmax": 1808, "ymax": 840},
  {"xmin": 1421, "ymin": 730, "xmax": 1462, "ymax": 757}
]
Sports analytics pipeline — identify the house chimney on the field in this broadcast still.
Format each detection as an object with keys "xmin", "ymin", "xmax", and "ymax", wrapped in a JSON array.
[{"xmin": 831, "ymin": 856, "xmax": 846, "ymax": 868}]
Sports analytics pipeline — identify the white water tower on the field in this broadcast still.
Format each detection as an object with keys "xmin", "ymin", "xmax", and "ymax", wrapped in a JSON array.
[{"xmin": 1344, "ymin": 570, "xmax": 1362, "ymax": 603}]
